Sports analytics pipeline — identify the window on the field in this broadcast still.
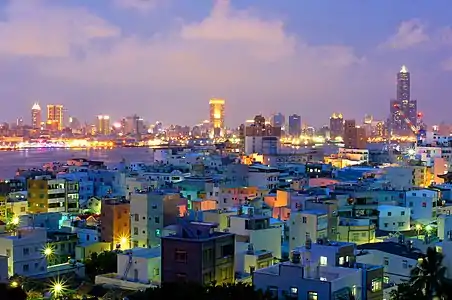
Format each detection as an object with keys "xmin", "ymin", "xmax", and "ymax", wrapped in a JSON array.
[
  {"xmin": 387, "ymin": 212, "xmax": 392, "ymax": 216},
  {"xmin": 6, "ymin": 249, "xmax": 10, "ymax": 257},
  {"xmin": 371, "ymin": 278, "xmax": 382, "ymax": 292},
  {"xmin": 339, "ymin": 257, "xmax": 344, "ymax": 265},
  {"xmin": 302, "ymin": 217, "xmax": 307, "ymax": 223},
  {"xmin": 290, "ymin": 287, "xmax": 298, "ymax": 296},
  {"xmin": 401, "ymin": 211, "xmax": 405, "ymax": 216},
  {"xmin": 320, "ymin": 256, "xmax": 327, "ymax": 266},
  {"xmin": 308, "ymin": 291, "xmax": 318, "ymax": 300},
  {"xmin": 134, "ymin": 214, "xmax": 139, "ymax": 221},
  {"xmin": 267, "ymin": 286, "xmax": 278, "ymax": 298},
  {"xmin": 422, "ymin": 202, "xmax": 427, "ymax": 208},
  {"xmin": 384, "ymin": 223, "xmax": 388, "ymax": 228},
  {"xmin": 133, "ymin": 227, "xmax": 138, "ymax": 235},
  {"xmin": 154, "ymin": 268, "xmax": 159, "ymax": 276},
  {"xmin": 384, "ymin": 257, "xmax": 389, "ymax": 265},
  {"xmin": 155, "ymin": 217, "xmax": 160, "ymax": 224},
  {"xmin": 402, "ymin": 260, "xmax": 408, "ymax": 269},
  {"xmin": 23, "ymin": 248, "xmax": 30, "ymax": 256},
  {"xmin": 175, "ymin": 250, "xmax": 188, "ymax": 263},
  {"xmin": 398, "ymin": 222, "xmax": 405, "ymax": 227},
  {"xmin": 23, "ymin": 264, "xmax": 29, "ymax": 272}
]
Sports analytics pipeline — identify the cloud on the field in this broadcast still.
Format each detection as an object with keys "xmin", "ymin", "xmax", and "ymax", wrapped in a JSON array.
[
  {"xmin": 380, "ymin": 19, "xmax": 429, "ymax": 50},
  {"xmin": 113, "ymin": 0, "xmax": 161, "ymax": 12},
  {"xmin": 0, "ymin": 0, "xmax": 386, "ymax": 126},
  {"xmin": 0, "ymin": 0, "xmax": 120, "ymax": 57}
]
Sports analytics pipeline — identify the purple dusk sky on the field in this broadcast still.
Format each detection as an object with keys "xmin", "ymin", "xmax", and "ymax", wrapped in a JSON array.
[{"xmin": 0, "ymin": 0, "xmax": 452, "ymax": 127}]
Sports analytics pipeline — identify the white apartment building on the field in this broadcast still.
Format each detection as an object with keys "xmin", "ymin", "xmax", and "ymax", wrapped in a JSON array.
[
  {"xmin": 378, "ymin": 205, "xmax": 411, "ymax": 232},
  {"xmin": 437, "ymin": 214, "xmax": 452, "ymax": 240},
  {"xmin": 357, "ymin": 240, "xmax": 421, "ymax": 285},
  {"xmin": 248, "ymin": 165, "xmax": 279, "ymax": 190},
  {"xmin": 404, "ymin": 189, "xmax": 438, "ymax": 222},
  {"xmin": 289, "ymin": 210, "xmax": 328, "ymax": 251},
  {"xmin": 228, "ymin": 208, "xmax": 282, "ymax": 259},
  {"xmin": 253, "ymin": 259, "xmax": 366, "ymax": 300},
  {"xmin": 130, "ymin": 191, "xmax": 181, "ymax": 248},
  {"xmin": 95, "ymin": 247, "xmax": 161, "ymax": 290},
  {"xmin": 0, "ymin": 226, "xmax": 47, "ymax": 277}
]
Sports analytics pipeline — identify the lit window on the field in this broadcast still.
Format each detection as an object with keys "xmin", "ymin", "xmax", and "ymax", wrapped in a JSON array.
[
  {"xmin": 320, "ymin": 256, "xmax": 327, "ymax": 266},
  {"xmin": 371, "ymin": 278, "xmax": 382, "ymax": 292},
  {"xmin": 339, "ymin": 257, "xmax": 344, "ymax": 265},
  {"xmin": 308, "ymin": 291, "xmax": 318, "ymax": 300},
  {"xmin": 290, "ymin": 287, "xmax": 298, "ymax": 296}
]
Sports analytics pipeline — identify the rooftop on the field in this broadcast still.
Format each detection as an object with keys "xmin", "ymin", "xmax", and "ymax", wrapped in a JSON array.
[
  {"xmin": 357, "ymin": 241, "xmax": 423, "ymax": 260},
  {"xmin": 122, "ymin": 247, "xmax": 161, "ymax": 259}
]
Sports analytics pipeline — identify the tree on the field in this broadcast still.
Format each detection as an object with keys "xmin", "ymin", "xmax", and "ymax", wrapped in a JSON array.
[
  {"xmin": 129, "ymin": 282, "xmax": 276, "ymax": 300},
  {"xmin": 410, "ymin": 247, "xmax": 447, "ymax": 299},
  {"xmin": 85, "ymin": 251, "xmax": 118, "ymax": 281},
  {"xmin": 0, "ymin": 283, "xmax": 27, "ymax": 300},
  {"xmin": 393, "ymin": 247, "xmax": 451, "ymax": 300}
]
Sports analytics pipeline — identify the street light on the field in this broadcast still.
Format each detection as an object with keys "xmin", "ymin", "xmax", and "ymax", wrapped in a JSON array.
[{"xmin": 10, "ymin": 281, "xmax": 18, "ymax": 288}]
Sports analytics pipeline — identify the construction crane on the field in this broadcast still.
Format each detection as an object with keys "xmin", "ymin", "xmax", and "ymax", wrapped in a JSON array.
[{"xmin": 392, "ymin": 103, "xmax": 426, "ymax": 140}]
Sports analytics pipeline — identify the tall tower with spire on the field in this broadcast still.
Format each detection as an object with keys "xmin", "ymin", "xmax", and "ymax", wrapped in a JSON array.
[{"xmin": 31, "ymin": 103, "xmax": 41, "ymax": 129}]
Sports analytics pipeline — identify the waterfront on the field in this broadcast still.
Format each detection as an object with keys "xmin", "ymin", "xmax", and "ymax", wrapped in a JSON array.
[{"xmin": 0, "ymin": 148, "xmax": 154, "ymax": 178}]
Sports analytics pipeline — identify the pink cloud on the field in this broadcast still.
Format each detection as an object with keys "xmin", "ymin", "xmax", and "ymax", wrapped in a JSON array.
[{"xmin": 380, "ymin": 19, "xmax": 429, "ymax": 50}]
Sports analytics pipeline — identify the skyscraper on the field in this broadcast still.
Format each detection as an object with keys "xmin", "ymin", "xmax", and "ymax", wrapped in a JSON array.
[
  {"xmin": 270, "ymin": 113, "xmax": 285, "ymax": 128},
  {"xmin": 31, "ymin": 103, "xmax": 41, "ymax": 129},
  {"xmin": 46, "ymin": 104, "xmax": 64, "ymax": 131},
  {"xmin": 97, "ymin": 115, "xmax": 111, "ymax": 135},
  {"xmin": 288, "ymin": 114, "xmax": 301, "ymax": 137},
  {"xmin": 329, "ymin": 113, "xmax": 344, "ymax": 139},
  {"xmin": 209, "ymin": 98, "xmax": 225, "ymax": 138},
  {"xmin": 390, "ymin": 65, "xmax": 417, "ymax": 135}
]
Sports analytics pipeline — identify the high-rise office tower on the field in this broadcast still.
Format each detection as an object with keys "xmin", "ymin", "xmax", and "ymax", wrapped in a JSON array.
[
  {"xmin": 270, "ymin": 113, "xmax": 285, "ymax": 128},
  {"xmin": 31, "ymin": 103, "xmax": 41, "ymax": 129},
  {"xmin": 390, "ymin": 65, "xmax": 417, "ymax": 135},
  {"xmin": 288, "ymin": 114, "xmax": 301, "ymax": 137},
  {"xmin": 46, "ymin": 104, "xmax": 64, "ymax": 131},
  {"xmin": 97, "ymin": 115, "xmax": 111, "ymax": 135},
  {"xmin": 329, "ymin": 113, "xmax": 344, "ymax": 139},
  {"xmin": 209, "ymin": 98, "xmax": 225, "ymax": 138}
]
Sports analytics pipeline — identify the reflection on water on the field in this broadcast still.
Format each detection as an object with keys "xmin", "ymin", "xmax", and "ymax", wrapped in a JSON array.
[{"xmin": 0, "ymin": 148, "xmax": 153, "ymax": 178}]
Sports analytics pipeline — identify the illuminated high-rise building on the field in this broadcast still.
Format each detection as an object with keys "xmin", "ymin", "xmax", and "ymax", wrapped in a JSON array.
[
  {"xmin": 390, "ymin": 65, "xmax": 417, "ymax": 135},
  {"xmin": 288, "ymin": 114, "xmax": 301, "ymax": 137},
  {"xmin": 46, "ymin": 104, "xmax": 64, "ymax": 131},
  {"xmin": 97, "ymin": 115, "xmax": 111, "ymax": 135},
  {"xmin": 209, "ymin": 98, "xmax": 225, "ymax": 137},
  {"xmin": 329, "ymin": 113, "xmax": 344, "ymax": 139},
  {"xmin": 31, "ymin": 103, "xmax": 41, "ymax": 129}
]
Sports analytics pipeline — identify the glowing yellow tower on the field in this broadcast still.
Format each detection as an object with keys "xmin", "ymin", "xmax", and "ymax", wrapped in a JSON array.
[{"xmin": 209, "ymin": 98, "xmax": 225, "ymax": 138}]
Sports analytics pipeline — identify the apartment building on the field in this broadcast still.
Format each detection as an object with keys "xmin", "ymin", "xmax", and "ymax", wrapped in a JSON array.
[
  {"xmin": 130, "ymin": 190, "xmax": 181, "ymax": 248},
  {"xmin": 27, "ymin": 178, "xmax": 67, "ymax": 213},
  {"xmin": 0, "ymin": 225, "xmax": 47, "ymax": 277},
  {"xmin": 228, "ymin": 207, "xmax": 282, "ymax": 259},
  {"xmin": 161, "ymin": 221, "xmax": 235, "ymax": 285},
  {"xmin": 289, "ymin": 210, "xmax": 328, "ymax": 251},
  {"xmin": 100, "ymin": 198, "xmax": 130, "ymax": 248}
]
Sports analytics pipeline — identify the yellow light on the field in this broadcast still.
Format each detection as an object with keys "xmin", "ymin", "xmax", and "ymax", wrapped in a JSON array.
[
  {"xmin": 11, "ymin": 216, "xmax": 19, "ymax": 225},
  {"xmin": 120, "ymin": 237, "xmax": 127, "ymax": 244},
  {"xmin": 49, "ymin": 278, "xmax": 67, "ymax": 296},
  {"xmin": 425, "ymin": 225, "xmax": 432, "ymax": 232},
  {"xmin": 44, "ymin": 247, "xmax": 53, "ymax": 256},
  {"xmin": 416, "ymin": 224, "xmax": 422, "ymax": 230},
  {"xmin": 10, "ymin": 281, "xmax": 18, "ymax": 288}
]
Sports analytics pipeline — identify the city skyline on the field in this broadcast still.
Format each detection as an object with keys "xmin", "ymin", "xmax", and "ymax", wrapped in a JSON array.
[{"xmin": 1, "ymin": 0, "xmax": 452, "ymax": 126}]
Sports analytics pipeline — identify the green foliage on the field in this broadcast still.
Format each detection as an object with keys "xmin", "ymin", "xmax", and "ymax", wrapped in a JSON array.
[
  {"xmin": 391, "ymin": 247, "xmax": 452, "ymax": 300},
  {"xmin": 129, "ymin": 282, "xmax": 276, "ymax": 300},
  {"xmin": 85, "ymin": 251, "xmax": 118, "ymax": 281}
]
